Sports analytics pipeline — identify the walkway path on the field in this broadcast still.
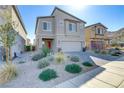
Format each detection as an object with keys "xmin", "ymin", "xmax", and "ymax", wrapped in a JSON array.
[{"xmin": 54, "ymin": 57, "xmax": 124, "ymax": 88}]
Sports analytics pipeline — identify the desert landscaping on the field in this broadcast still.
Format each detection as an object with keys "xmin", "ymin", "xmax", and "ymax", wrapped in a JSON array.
[{"xmin": 0, "ymin": 47, "xmax": 98, "ymax": 88}]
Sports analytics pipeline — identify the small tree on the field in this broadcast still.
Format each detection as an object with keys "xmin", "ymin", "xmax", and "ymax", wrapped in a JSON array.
[
  {"xmin": 0, "ymin": 6, "xmax": 19, "ymax": 84},
  {"xmin": 0, "ymin": 7, "xmax": 18, "ymax": 64},
  {"xmin": 42, "ymin": 45, "xmax": 50, "ymax": 57}
]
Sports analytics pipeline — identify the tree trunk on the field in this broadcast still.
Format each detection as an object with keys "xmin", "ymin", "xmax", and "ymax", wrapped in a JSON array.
[
  {"xmin": 9, "ymin": 46, "xmax": 12, "ymax": 64},
  {"xmin": 5, "ymin": 46, "xmax": 9, "ymax": 64}
]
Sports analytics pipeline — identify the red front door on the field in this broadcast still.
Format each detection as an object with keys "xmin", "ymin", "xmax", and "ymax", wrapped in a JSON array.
[{"xmin": 47, "ymin": 41, "xmax": 51, "ymax": 49}]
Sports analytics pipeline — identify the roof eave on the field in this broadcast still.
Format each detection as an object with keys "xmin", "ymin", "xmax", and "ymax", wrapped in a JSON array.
[
  {"xmin": 35, "ymin": 17, "xmax": 38, "ymax": 34},
  {"xmin": 85, "ymin": 23, "xmax": 108, "ymax": 29},
  {"xmin": 51, "ymin": 7, "xmax": 86, "ymax": 24},
  {"xmin": 12, "ymin": 5, "xmax": 27, "ymax": 35}
]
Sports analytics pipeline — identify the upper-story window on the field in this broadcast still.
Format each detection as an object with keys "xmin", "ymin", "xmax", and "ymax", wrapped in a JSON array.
[
  {"xmin": 42, "ymin": 21, "xmax": 51, "ymax": 31},
  {"xmin": 96, "ymin": 28, "xmax": 104, "ymax": 35},
  {"xmin": 80, "ymin": 24, "xmax": 83, "ymax": 30},
  {"xmin": 68, "ymin": 23, "xmax": 76, "ymax": 32}
]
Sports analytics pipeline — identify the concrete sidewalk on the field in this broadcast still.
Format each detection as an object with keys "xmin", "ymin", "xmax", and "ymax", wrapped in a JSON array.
[{"xmin": 54, "ymin": 61, "xmax": 124, "ymax": 88}]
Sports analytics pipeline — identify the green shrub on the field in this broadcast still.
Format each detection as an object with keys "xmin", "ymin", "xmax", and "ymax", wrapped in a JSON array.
[
  {"xmin": 65, "ymin": 64, "xmax": 82, "ymax": 74},
  {"xmin": 42, "ymin": 45, "xmax": 50, "ymax": 57},
  {"xmin": 115, "ymin": 47, "xmax": 120, "ymax": 50},
  {"xmin": 111, "ymin": 43, "xmax": 118, "ymax": 47},
  {"xmin": 82, "ymin": 61, "xmax": 93, "ymax": 67},
  {"xmin": 94, "ymin": 50, "xmax": 100, "ymax": 53},
  {"xmin": 57, "ymin": 48, "xmax": 62, "ymax": 52},
  {"xmin": 55, "ymin": 52, "xmax": 64, "ymax": 63},
  {"xmin": 111, "ymin": 53, "xmax": 119, "ymax": 56},
  {"xmin": 101, "ymin": 50, "xmax": 107, "ymax": 54},
  {"xmin": 32, "ymin": 52, "xmax": 45, "ymax": 61},
  {"xmin": 67, "ymin": 55, "xmax": 70, "ymax": 58},
  {"xmin": 67, "ymin": 56, "xmax": 71, "ymax": 60},
  {"xmin": 24, "ymin": 45, "xmax": 31, "ymax": 51},
  {"xmin": 70, "ymin": 56, "xmax": 79, "ymax": 62},
  {"xmin": 47, "ymin": 55, "xmax": 54, "ymax": 62},
  {"xmin": 18, "ymin": 61, "xmax": 25, "ymax": 64},
  {"xmin": 38, "ymin": 58, "xmax": 50, "ymax": 69},
  {"xmin": 39, "ymin": 69, "xmax": 57, "ymax": 81}
]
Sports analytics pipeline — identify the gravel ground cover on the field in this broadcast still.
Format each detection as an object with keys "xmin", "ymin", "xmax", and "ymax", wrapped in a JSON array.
[{"xmin": 0, "ymin": 51, "xmax": 98, "ymax": 88}]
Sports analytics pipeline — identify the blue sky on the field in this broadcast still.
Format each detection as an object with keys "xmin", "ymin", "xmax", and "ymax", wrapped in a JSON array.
[{"xmin": 17, "ymin": 5, "xmax": 124, "ymax": 43}]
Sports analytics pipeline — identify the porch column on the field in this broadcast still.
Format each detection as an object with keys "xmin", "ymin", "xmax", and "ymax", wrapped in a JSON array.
[{"xmin": 39, "ymin": 38, "xmax": 43, "ymax": 49}]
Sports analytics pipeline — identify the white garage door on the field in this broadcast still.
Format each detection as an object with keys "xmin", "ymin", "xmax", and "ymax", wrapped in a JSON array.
[{"xmin": 61, "ymin": 41, "xmax": 82, "ymax": 52}]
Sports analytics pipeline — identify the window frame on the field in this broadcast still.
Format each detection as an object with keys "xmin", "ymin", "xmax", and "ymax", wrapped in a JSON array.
[
  {"xmin": 95, "ymin": 28, "xmax": 104, "ymax": 35},
  {"xmin": 42, "ymin": 21, "xmax": 52, "ymax": 31},
  {"xmin": 68, "ymin": 22, "xmax": 77, "ymax": 32}
]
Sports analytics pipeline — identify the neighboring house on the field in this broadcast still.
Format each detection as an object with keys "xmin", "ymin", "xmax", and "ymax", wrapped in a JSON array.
[
  {"xmin": 85, "ymin": 23, "xmax": 109, "ymax": 50},
  {"xmin": 112, "ymin": 28, "xmax": 124, "ymax": 46},
  {"xmin": 26, "ymin": 38, "xmax": 31, "ymax": 45},
  {"xmin": 35, "ymin": 7, "xmax": 86, "ymax": 52},
  {"xmin": 0, "ymin": 5, "xmax": 27, "ymax": 60}
]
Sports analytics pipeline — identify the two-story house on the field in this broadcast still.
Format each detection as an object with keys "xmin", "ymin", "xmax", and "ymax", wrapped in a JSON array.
[
  {"xmin": 85, "ymin": 23, "xmax": 109, "ymax": 50},
  {"xmin": 0, "ymin": 5, "xmax": 27, "ymax": 60},
  {"xmin": 35, "ymin": 7, "xmax": 86, "ymax": 52}
]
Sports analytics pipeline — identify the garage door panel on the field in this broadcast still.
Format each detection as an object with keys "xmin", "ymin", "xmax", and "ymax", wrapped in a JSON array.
[{"xmin": 61, "ymin": 41, "xmax": 82, "ymax": 52}]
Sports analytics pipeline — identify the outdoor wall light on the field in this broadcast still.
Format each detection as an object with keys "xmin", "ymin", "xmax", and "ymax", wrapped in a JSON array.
[{"xmin": 42, "ymin": 41, "xmax": 45, "ymax": 45}]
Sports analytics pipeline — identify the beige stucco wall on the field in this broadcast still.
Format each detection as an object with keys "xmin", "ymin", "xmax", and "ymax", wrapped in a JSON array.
[{"xmin": 11, "ymin": 7, "xmax": 27, "ymax": 41}]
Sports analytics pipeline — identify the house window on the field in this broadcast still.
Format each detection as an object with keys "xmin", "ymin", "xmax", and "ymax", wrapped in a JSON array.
[
  {"xmin": 97, "ymin": 28, "xmax": 101, "ymax": 34},
  {"xmin": 68, "ymin": 23, "xmax": 76, "ymax": 32},
  {"xmin": 42, "ymin": 22, "xmax": 51, "ymax": 31},
  {"xmin": 96, "ymin": 28, "xmax": 104, "ymax": 35},
  {"xmin": 101, "ymin": 28, "xmax": 104, "ymax": 34},
  {"xmin": 80, "ymin": 24, "xmax": 83, "ymax": 30}
]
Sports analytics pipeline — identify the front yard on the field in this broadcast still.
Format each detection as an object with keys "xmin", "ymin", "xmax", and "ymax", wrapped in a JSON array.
[
  {"xmin": 0, "ymin": 51, "xmax": 97, "ymax": 88},
  {"xmin": 0, "ymin": 47, "xmax": 124, "ymax": 88}
]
